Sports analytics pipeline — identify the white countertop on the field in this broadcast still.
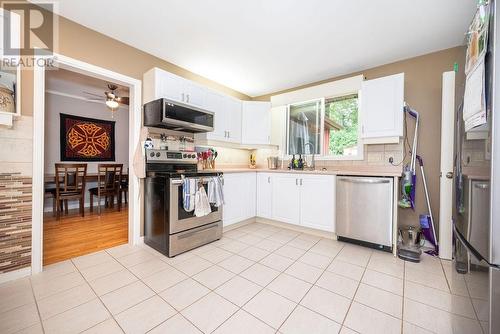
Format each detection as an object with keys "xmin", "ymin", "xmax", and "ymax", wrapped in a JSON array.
[{"xmin": 207, "ymin": 166, "xmax": 402, "ymax": 177}]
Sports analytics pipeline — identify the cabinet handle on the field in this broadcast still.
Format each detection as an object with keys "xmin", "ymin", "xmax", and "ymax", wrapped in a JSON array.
[
  {"xmin": 182, "ymin": 93, "xmax": 185, "ymax": 101},
  {"xmin": 268, "ymin": 176, "xmax": 270, "ymax": 183},
  {"xmin": 227, "ymin": 131, "xmax": 230, "ymax": 138},
  {"xmin": 296, "ymin": 178, "xmax": 298, "ymax": 186},
  {"xmin": 300, "ymin": 179, "xmax": 303, "ymax": 186},
  {"xmin": 187, "ymin": 94, "xmax": 190, "ymax": 103}
]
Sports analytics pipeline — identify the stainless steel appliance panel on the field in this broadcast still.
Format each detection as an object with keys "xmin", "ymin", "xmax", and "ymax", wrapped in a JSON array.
[
  {"xmin": 336, "ymin": 176, "xmax": 393, "ymax": 248},
  {"xmin": 169, "ymin": 221, "xmax": 222, "ymax": 257},
  {"xmin": 143, "ymin": 98, "xmax": 214, "ymax": 132},
  {"xmin": 169, "ymin": 178, "xmax": 222, "ymax": 234}
]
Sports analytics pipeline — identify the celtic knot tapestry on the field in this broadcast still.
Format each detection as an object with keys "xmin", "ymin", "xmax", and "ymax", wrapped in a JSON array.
[{"xmin": 60, "ymin": 113, "xmax": 115, "ymax": 162}]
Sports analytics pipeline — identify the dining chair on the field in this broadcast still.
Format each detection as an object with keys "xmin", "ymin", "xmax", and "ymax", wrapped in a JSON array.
[
  {"xmin": 89, "ymin": 164, "xmax": 123, "ymax": 214},
  {"xmin": 48, "ymin": 163, "xmax": 88, "ymax": 219},
  {"xmin": 119, "ymin": 169, "xmax": 129, "ymax": 205}
]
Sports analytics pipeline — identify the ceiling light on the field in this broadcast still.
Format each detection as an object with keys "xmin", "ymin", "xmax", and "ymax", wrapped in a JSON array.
[{"xmin": 106, "ymin": 99, "xmax": 119, "ymax": 109}]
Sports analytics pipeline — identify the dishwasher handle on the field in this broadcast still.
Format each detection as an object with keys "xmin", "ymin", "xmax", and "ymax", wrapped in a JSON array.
[{"xmin": 337, "ymin": 177, "xmax": 391, "ymax": 184}]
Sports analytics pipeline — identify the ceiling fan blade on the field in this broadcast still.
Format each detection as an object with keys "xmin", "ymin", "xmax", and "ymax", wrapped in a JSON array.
[{"xmin": 83, "ymin": 91, "xmax": 104, "ymax": 98}]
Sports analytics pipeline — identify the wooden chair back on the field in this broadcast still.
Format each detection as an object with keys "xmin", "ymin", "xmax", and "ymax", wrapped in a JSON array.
[
  {"xmin": 54, "ymin": 163, "xmax": 87, "ymax": 195},
  {"xmin": 97, "ymin": 164, "xmax": 123, "ymax": 192}
]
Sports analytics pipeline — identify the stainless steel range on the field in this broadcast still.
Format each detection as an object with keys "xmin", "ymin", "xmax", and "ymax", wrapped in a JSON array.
[{"xmin": 144, "ymin": 149, "xmax": 223, "ymax": 257}]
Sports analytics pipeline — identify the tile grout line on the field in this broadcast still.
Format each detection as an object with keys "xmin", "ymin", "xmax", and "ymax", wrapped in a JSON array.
[
  {"xmin": 401, "ymin": 255, "xmax": 406, "ymax": 334},
  {"xmin": 207, "ymin": 229, "xmax": 325, "ymax": 333},
  {"xmin": 338, "ymin": 250, "xmax": 374, "ymax": 333},
  {"xmin": 274, "ymin": 240, "xmax": 347, "ymax": 332},
  {"xmin": 103, "ymin": 247, "xmax": 207, "ymax": 334},
  {"xmin": 69, "ymin": 256, "xmax": 129, "ymax": 334},
  {"xmin": 28, "ymin": 276, "xmax": 47, "ymax": 334}
]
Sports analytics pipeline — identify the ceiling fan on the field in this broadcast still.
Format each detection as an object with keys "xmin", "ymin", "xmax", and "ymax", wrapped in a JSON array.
[{"xmin": 84, "ymin": 84, "xmax": 129, "ymax": 111}]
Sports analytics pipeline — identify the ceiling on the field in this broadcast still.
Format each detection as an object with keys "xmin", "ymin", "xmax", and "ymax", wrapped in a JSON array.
[
  {"xmin": 51, "ymin": 0, "xmax": 476, "ymax": 97},
  {"xmin": 46, "ymin": 68, "xmax": 129, "ymax": 108}
]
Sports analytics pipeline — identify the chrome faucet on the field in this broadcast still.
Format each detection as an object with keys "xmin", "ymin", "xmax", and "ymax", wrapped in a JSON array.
[{"xmin": 303, "ymin": 142, "xmax": 316, "ymax": 170}]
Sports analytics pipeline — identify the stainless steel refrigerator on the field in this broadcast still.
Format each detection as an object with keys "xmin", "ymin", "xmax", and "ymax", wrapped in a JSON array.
[{"xmin": 452, "ymin": 1, "xmax": 500, "ymax": 333}]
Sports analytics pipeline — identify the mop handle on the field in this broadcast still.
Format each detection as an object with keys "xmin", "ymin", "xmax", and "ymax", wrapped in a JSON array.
[{"xmin": 416, "ymin": 155, "xmax": 438, "ymax": 246}]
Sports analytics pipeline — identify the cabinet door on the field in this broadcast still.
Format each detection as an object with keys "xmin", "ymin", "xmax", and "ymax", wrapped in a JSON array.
[
  {"xmin": 272, "ymin": 174, "xmax": 300, "ymax": 225},
  {"xmin": 184, "ymin": 81, "xmax": 206, "ymax": 108},
  {"xmin": 223, "ymin": 173, "xmax": 256, "ymax": 226},
  {"xmin": 361, "ymin": 73, "xmax": 404, "ymax": 140},
  {"xmin": 157, "ymin": 70, "xmax": 185, "ymax": 103},
  {"xmin": 241, "ymin": 101, "xmax": 271, "ymax": 145},
  {"xmin": 223, "ymin": 174, "xmax": 244, "ymax": 226},
  {"xmin": 243, "ymin": 173, "xmax": 257, "ymax": 220},
  {"xmin": 226, "ymin": 98, "xmax": 242, "ymax": 143},
  {"xmin": 256, "ymin": 173, "xmax": 273, "ymax": 219},
  {"xmin": 299, "ymin": 175, "xmax": 335, "ymax": 232},
  {"xmin": 270, "ymin": 105, "xmax": 287, "ymax": 150},
  {"xmin": 204, "ymin": 90, "xmax": 227, "ymax": 141}
]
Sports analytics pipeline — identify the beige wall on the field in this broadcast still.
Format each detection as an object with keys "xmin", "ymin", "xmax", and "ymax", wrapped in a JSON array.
[{"xmin": 253, "ymin": 46, "xmax": 467, "ymax": 230}]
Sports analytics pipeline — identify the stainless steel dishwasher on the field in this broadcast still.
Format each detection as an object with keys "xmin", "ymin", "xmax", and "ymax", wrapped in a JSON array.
[{"xmin": 336, "ymin": 176, "xmax": 393, "ymax": 251}]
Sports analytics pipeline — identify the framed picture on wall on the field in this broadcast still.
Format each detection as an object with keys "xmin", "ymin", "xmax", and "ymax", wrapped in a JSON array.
[{"xmin": 60, "ymin": 113, "xmax": 116, "ymax": 161}]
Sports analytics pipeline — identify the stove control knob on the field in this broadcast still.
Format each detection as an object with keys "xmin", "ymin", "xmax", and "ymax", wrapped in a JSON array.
[
  {"xmin": 150, "ymin": 152, "xmax": 155, "ymax": 157},
  {"xmin": 190, "ymin": 154, "xmax": 195, "ymax": 159},
  {"xmin": 183, "ymin": 154, "xmax": 187, "ymax": 158},
  {"xmin": 156, "ymin": 152, "xmax": 161, "ymax": 157}
]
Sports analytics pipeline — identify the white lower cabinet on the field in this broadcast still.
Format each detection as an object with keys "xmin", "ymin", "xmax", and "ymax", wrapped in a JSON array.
[
  {"xmin": 224, "ymin": 172, "xmax": 335, "ymax": 233},
  {"xmin": 299, "ymin": 175, "xmax": 335, "ymax": 232},
  {"xmin": 223, "ymin": 173, "xmax": 256, "ymax": 227},
  {"xmin": 268, "ymin": 172, "xmax": 335, "ymax": 232},
  {"xmin": 271, "ymin": 174, "xmax": 301, "ymax": 225},
  {"xmin": 256, "ymin": 173, "xmax": 273, "ymax": 219}
]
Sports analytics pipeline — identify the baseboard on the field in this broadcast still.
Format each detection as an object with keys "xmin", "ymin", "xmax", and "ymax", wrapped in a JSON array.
[
  {"xmin": 255, "ymin": 217, "xmax": 337, "ymax": 239},
  {"xmin": 223, "ymin": 218, "xmax": 255, "ymax": 232},
  {"xmin": 0, "ymin": 267, "xmax": 31, "ymax": 284}
]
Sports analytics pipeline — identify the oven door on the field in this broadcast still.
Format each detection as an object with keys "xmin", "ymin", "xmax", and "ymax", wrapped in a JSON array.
[{"xmin": 169, "ymin": 178, "xmax": 222, "ymax": 234}]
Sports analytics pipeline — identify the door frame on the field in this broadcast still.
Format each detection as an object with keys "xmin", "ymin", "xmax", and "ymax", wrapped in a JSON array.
[
  {"xmin": 32, "ymin": 54, "xmax": 142, "ymax": 274},
  {"xmin": 439, "ymin": 71, "xmax": 455, "ymax": 260}
]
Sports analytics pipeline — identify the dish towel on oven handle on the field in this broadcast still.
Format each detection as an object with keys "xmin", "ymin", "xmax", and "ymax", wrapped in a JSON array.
[
  {"xmin": 208, "ymin": 176, "xmax": 224, "ymax": 207},
  {"xmin": 194, "ymin": 186, "xmax": 212, "ymax": 217},
  {"xmin": 182, "ymin": 177, "xmax": 196, "ymax": 212}
]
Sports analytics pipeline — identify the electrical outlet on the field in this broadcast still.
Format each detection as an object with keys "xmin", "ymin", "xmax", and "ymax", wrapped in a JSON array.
[{"xmin": 389, "ymin": 157, "xmax": 394, "ymax": 164}]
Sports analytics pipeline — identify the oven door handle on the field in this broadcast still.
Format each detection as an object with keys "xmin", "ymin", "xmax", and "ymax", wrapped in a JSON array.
[{"xmin": 171, "ymin": 178, "xmax": 216, "ymax": 186}]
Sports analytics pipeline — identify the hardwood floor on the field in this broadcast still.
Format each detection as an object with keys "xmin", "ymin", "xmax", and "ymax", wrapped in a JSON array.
[{"xmin": 43, "ymin": 207, "xmax": 128, "ymax": 265}]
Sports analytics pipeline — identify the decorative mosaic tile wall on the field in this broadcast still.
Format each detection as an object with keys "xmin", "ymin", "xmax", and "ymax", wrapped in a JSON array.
[{"xmin": 0, "ymin": 173, "xmax": 32, "ymax": 274}]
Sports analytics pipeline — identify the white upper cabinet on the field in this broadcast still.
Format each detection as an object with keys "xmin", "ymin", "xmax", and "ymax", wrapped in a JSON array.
[
  {"xmin": 225, "ymin": 98, "xmax": 242, "ymax": 143},
  {"xmin": 241, "ymin": 101, "xmax": 271, "ymax": 145},
  {"xmin": 360, "ymin": 73, "xmax": 404, "ymax": 143},
  {"xmin": 270, "ymin": 106, "xmax": 287, "ymax": 150},
  {"xmin": 203, "ymin": 90, "xmax": 227, "ymax": 141},
  {"xmin": 183, "ymin": 81, "xmax": 206, "ymax": 108},
  {"xmin": 256, "ymin": 173, "xmax": 273, "ymax": 219}
]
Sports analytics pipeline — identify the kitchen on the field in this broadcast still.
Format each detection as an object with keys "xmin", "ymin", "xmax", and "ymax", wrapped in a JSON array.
[{"xmin": 0, "ymin": 1, "xmax": 497, "ymax": 334}]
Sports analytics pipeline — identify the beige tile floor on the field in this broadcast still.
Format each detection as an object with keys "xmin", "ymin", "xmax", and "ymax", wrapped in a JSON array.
[{"xmin": 0, "ymin": 222, "xmax": 487, "ymax": 334}]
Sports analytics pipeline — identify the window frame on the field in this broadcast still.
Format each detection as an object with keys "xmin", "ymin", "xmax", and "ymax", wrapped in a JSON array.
[{"xmin": 285, "ymin": 89, "xmax": 364, "ymax": 161}]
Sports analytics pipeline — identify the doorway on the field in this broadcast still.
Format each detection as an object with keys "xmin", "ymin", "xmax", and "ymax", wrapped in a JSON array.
[
  {"xmin": 32, "ymin": 55, "xmax": 142, "ymax": 273},
  {"xmin": 42, "ymin": 68, "xmax": 130, "ymax": 265}
]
